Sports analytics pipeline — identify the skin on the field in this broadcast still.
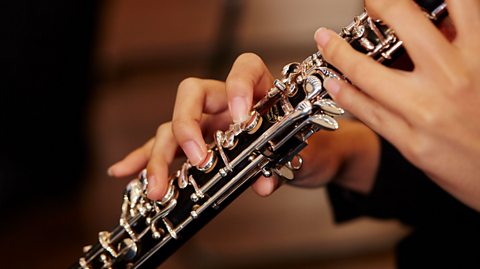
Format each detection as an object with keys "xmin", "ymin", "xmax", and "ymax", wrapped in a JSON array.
[
  {"xmin": 318, "ymin": 0, "xmax": 480, "ymax": 211},
  {"xmin": 109, "ymin": 0, "xmax": 480, "ymax": 212},
  {"xmin": 107, "ymin": 54, "xmax": 381, "ymax": 198}
]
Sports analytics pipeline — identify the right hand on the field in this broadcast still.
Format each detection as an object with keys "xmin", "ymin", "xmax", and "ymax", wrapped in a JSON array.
[{"xmin": 107, "ymin": 53, "xmax": 381, "ymax": 200}]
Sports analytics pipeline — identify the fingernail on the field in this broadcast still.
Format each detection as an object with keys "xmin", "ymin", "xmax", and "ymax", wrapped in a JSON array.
[
  {"xmin": 147, "ymin": 188, "xmax": 161, "ymax": 200},
  {"xmin": 314, "ymin": 27, "xmax": 331, "ymax": 52},
  {"xmin": 148, "ymin": 174, "xmax": 157, "ymax": 190},
  {"xmin": 182, "ymin": 140, "xmax": 205, "ymax": 165},
  {"xmin": 229, "ymin": 96, "xmax": 249, "ymax": 123},
  {"xmin": 323, "ymin": 78, "xmax": 341, "ymax": 98},
  {"xmin": 147, "ymin": 175, "xmax": 165, "ymax": 200}
]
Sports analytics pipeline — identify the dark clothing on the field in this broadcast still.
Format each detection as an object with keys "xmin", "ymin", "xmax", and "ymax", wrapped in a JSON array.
[{"xmin": 327, "ymin": 138, "xmax": 480, "ymax": 268}]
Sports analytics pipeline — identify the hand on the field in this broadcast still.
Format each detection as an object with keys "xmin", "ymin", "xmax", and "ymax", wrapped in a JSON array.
[
  {"xmin": 315, "ymin": 0, "xmax": 480, "ymax": 210},
  {"xmin": 107, "ymin": 53, "xmax": 381, "ymax": 200},
  {"xmin": 108, "ymin": 53, "xmax": 276, "ymax": 199}
]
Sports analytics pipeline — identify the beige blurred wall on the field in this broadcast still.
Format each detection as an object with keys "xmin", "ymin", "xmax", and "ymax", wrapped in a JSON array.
[{"xmin": 95, "ymin": 0, "xmax": 363, "ymax": 76}]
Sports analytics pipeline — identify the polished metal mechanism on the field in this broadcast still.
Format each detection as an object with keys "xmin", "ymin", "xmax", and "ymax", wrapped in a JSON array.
[
  {"xmin": 196, "ymin": 150, "xmax": 217, "ymax": 172},
  {"xmin": 72, "ymin": 2, "xmax": 448, "ymax": 268}
]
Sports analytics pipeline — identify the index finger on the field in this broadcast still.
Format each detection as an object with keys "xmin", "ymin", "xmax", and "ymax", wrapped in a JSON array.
[
  {"xmin": 172, "ymin": 78, "xmax": 228, "ymax": 166},
  {"xmin": 365, "ymin": 0, "xmax": 455, "ymax": 70},
  {"xmin": 226, "ymin": 53, "xmax": 274, "ymax": 123}
]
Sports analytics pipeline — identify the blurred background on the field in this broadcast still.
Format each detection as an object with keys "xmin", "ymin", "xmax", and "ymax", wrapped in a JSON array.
[{"xmin": 1, "ymin": 0, "xmax": 409, "ymax": 268}]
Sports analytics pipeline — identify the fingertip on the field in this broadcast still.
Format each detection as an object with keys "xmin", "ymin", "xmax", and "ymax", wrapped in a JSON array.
[
  {"xmin": 146, "ymin": 174, "xmax": 163, "ymax": 200},
  {"xmin": 252, "ymin": 176, "xmax": 279, "ymax": 197},
  {"xmin": 324, "ymin": 77, "xmax": 359, "ymax": 112},
  {"xmin": 147, "ymin": 185, "xmax": 167, "ymax": 201},
  {"xmin": 181, "ymin": 140, "xmax": 207, "ymax": 166},
  {"xmin": 314, "ymin": 27, "xmax": 326, "ymax": 42},
  {"xmin": 323, "ymin": 77, "xmax": 342, "ymax": 99},
  {"xmin": 229, "ymin": 96, "xmax": 250, "ymax": 123},
  {"xmin": 107, "ymin": 162, "xmax": 127, "ymax": 178},
  {"xmin": 107, "ymin": 166, "xmax": 115, "ymax": 177},
  {"xmin": 314, "ymin": 27, "xmax": 335, "ymax": 52},
  {"xmin": 146, "ymin": 162, "xmax": 171, "ymax": 200}
]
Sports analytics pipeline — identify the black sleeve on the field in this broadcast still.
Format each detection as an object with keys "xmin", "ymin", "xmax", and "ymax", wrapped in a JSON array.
[{"xmin": 326, "ymin": 137, "xmax": 480, "ymax": 228}]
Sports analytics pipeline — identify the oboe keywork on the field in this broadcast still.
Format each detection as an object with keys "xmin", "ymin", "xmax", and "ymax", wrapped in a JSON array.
[{"xmin": 71, "ymin": 2, "xmax": 448, "ymax": 268}]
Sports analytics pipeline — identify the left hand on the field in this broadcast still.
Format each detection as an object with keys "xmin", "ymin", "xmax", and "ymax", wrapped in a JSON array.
[
  {"xmin": 315, "ymin": 0, "xmax": 480, "ymax": 211},
  {"xmin": 108, "ymin": 53, "xmax": 381, "ymax": 200}
]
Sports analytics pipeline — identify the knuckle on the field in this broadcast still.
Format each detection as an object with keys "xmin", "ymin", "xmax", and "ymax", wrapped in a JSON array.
[
  {"xmin": 155, "ymin": 122, "xmax": 172, "ymax": 137},
  {"xmin": 234, "ymin": 53, "xmax": 266, "ymax": 77},
  {"xmin": 323, "ymin": 36, "xmax": 342, "ymax": 64},
  {"xmin": 345, "ymin": 57, "xmax": 369, "ymax": 80},
  {"xmin": 363, "ymin": 102, "xmax": 384, "ymax": 129},
  {"xmin": 236, "ymin": 52, "xmax": 263, "ymax": 66},
  {"xmin": 402, "ymin": 135, "xmax": 433, "ymax": 166},
  {"xmin": 365, "ymin": 0, "xmax": 408, "ymax": 18},
  {"xmin": 226, "ymin": 75, "xmax": 245, "ymax": 89},
  {"xmin": 171, "ymin": 118, "xmax": 195, "ymax": 141},
  {"xmin": 177, "ymin": 77, "xmax": 201, "ymax": 95},
  {"xmin": 323, "ymin": 37, "xmax": 368, "ymax": 80},
  {"xmin": 449, "ymin": 71, "xmax": 474, "ymax": 93},
  {"xmin": 413, "ymin": 106, "xmax": 440, "ymax": 128}
]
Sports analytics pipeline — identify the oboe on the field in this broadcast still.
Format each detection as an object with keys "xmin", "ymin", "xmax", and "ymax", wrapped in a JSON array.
[{"xmin": 71, "ymin": 1, "xmax": 448, "ymax": 268}]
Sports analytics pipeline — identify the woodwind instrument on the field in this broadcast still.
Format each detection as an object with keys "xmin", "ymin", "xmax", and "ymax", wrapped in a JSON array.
[{"xmin": 71, "ymin": 1, "xmax": 448, "ymax": 268}]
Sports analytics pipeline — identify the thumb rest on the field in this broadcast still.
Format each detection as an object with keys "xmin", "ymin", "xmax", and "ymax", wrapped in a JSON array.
[{"xmin": 72, "ymin": 2, "xmax": 447, "ymax": 268}]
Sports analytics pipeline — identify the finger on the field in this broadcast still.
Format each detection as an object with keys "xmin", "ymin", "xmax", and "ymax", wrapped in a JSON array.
[
  {"xmin": 146, "ymin": 122, "xmax": 179, "ymax": 200},
  {"xmin": 108, "ymin": 138, "xmax": 155, "ymax": 177},
  {"xmin": 445, "ymin": 0, "xmax": 480, "ymax": 47},
  {"xmin": 200, "ymin": 110, "xmax": 233, "ymax": 136},
  {"xmin": 172, "ymin": 78, "xmax": 227, "ymax": 165},
  {"xmin": 365, "ymin": 0, "xmax": 455, "ymax": 69},
  {"xmin": 226, "ymin": 53, "xmax": 274, "ymax": 123},
  {"xmin": 323, "ymin": 77, "xmax": 412, "ymax": 145},
  {"xmin": 315, "ymin": 28, "xmax": 412, "ymax": 113},
  {"xmin": 251, "ymin": 175, "xmax": 280, "ymax": 197}
]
